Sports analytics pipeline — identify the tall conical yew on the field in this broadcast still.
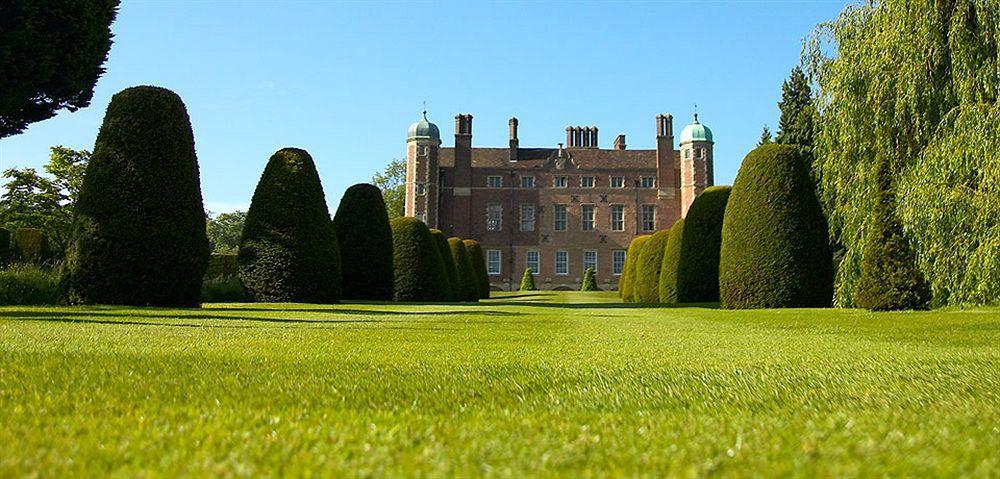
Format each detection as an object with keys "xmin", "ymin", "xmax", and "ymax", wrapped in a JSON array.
[
  {"xmin": 333, "ymin": 183, "xmax": 393, "ymax": 300},
  {"xmin": 520, "ymin": 268, "xmax": 536, "ymax": 291},
  {"xmin": 390, "ymin": 217, "xmax": 449, "ymax": 301},
  {"xmin": 430, "ymin": 229, "xmax": 459, "ymax": 301},
  {"xmin": 66, "ymin": 86, "xmax": 209, "ymax": 306},
  {"xmin": 463, "ymin": 239, "xmax": 490, "ymax": 299},
  {"xmin": 658, "ymin": 219, "xmax": 685, "ymax": 303},
  {"xmin": 635, "ymin": 229, "xmax": 671, "ymax": 303},
  {"xmin": 677, "ymin": 186, "xmax": 731, "ymax": 302},
  {"xmin": 239, "ymin": 148, "xmax": 341, "ymax": 303},
  {"xmin": 619, "ymin": 235, "xmax": 649, "ymax": 303},
  {"xmin": 449, "ymin": 237, "xmax": 479, "ymax": 302}
]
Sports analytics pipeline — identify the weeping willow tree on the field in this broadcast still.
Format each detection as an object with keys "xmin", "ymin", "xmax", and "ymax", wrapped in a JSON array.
[{"xmin": 805, "ymin": 0, "xmax": 999, "ymax": 306}]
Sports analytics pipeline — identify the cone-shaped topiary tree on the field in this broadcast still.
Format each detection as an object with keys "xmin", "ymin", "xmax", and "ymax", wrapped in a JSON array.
[
  {"xmin": 677, "ymin": 186, "xmax": 731, "ymax": 302},
  {"xmin": 581, "ymin": 267, "xmax": 597, "ymax": 291},
  {"xmin": 66, "ymin": 86, "xmax": 209, "ymax": 306},
  {"xmin": 463, "ymin": 239, "xmax": 490, "ymax": 299},
  {"xmin": 238, "ymin": 148, "xmax": 341, "ymax": 303},
  {"xmin": 619, "ymin": 235, "xmax": 649, "ymax": 302},
  {"xmin": 719, "ymin": 144, "xmax": 833, "ymax": 308},
  {"xmin": 333, "ymin": 183, "xmax": 393, "ymax": 300},
  {"xmin": 634, "ymin": 229, "xmax": 671, "ymax": 303},
  {"xmin": 430, "ymin": 229, "xmax": 458, "ymax": 301},
  {"xmin": 391, "ymin": 217, "xmax": 449, "ymax": 301},
  {"xmin": 519, "ymin": 268, "xmax": 536, "ymax": 291},
  {"xmin": 658, "ymin": 219, "xmax": 685, "ymax": 303},
  {"xmin": 449, "ymin": 237, "xmax": 479, "ymax": 302}
]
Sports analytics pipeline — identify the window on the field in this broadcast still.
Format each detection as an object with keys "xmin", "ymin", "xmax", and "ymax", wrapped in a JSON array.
[
  {"xmin": 640, "ymin": 177, "xmax": 655, "ymax": 188},
  {"xmin": 554, "ymin": 204, "xmax": 567, "ymax": 231},
  {"xmin": 415, "ymin": 212, "xmax": 426, "ymax": 223},
  {"xmin": 685, "ymin": 149, "xmax": 692, "ymax": 159},
  {"xmin": 641, "ymin": 204, "xmax": 655, "ymax": 232},
  {"xmin": 487, "ymin": 175, "xmax": 502, "ymax": 188},
  {"xmin": 520, "ymin": 204, "xmax": 535, "ymax": 231},
  {"xmin": 418, "ymin": 145, "xmax": 429, "ymax": 156},
  {"xmin": 581, "ymin": 204, "xmax": 595, "ymax": 231},
  {"xmin": 487, "ymin": 204, "xmax": 502, "ymax": 231},
  {"xmin": 487, "ymin": 250, "xmax": 501, "ymax": 275},
  {"xmin": 581, "ymin": 176, "xmax": 595, "ymax": 188},
  {"xmin": 610, "ymin": 176, "xmax": 625, "ymax": 188},
  {"xmin": 526, "ymin": 250, "xmax": 539, "ymax": 274},
  {"xmin": 612, "ymin": 250, "xmax": 626, "ymax": 275},
  {"xmin": 583, "ymin": 250, "xmax": 597, "ymax": 272},
  {"xmin": 521, "ymin": 176, "xmax": 535, "ymax": 188},
  {"xmin": 554, "ymin": 176, "xmax": 568, "ymax": 188},
  {"xmin": 415, "ymin": 183, "xmax": 426, "ymax": 196},
  {"xmin": 555, "ymin": 250, "xmax": 569, "ymax": 275},
  {"xmin": 611, "ymin": 204, "xmax": 625, "ymax": 231},
  {"xmin": 696, "ymin": 148, "xmax": 705, "ymax": 159}
]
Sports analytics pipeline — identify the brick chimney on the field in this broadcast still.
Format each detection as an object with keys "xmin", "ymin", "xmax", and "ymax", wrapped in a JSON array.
[
  {"xmin": 591, "ymin": 126, "xmax": 599, "ymax": 148},
  {"xmin": 453, "ymin": 113, "xmax": 473, "ymax": 236},
  {"xmin": 509, "ymin": 117, "xmax": 518, "ymax": 162},
  {"xmin": 614, "ymin": 134, "xmax": 626, "ymax": 150}
]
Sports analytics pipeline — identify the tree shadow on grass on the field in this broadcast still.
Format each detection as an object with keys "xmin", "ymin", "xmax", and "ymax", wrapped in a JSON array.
[{"xmin": 479, "ymin": 301, "xmax": 721, "ymax": 310}]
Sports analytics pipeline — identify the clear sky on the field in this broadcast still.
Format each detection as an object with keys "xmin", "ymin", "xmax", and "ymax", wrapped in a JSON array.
[{"xmin": 0, "ymin": 1, "xmax": 848, "ymax": 213}]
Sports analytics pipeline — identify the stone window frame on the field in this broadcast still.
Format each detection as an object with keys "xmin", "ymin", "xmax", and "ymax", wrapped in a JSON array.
[
  {"xmin": 583, "ymin": 250, "xmax": 597, "ymax": 272},
  {"xmin": 487, "ymin": 175, "xmax": 503, "ymax": 188},
  {"xmin": 610, "ymin": 204, "xmax": 625, "ymax": 231},
  {"xmin": 415, "ymin": 183, "xmax": 426, "ymax": 196},
  {"xmin": 520, "ymin": 175, "xmax": 535, "ymax": 188},
  {"xmin": 555, "ymin": 250, "xmax": 569, "ymax": 275},
  {"xmin": 581, "ymin": 204, "xmax": 595, "ymax": 231},
  {"xmin": 415, "ymin": 211, "xmax": 427, "ymax": 223},
  {"xmin": 580, "ymin": 176, "xmax": 596, "ymax": 188},
  {"xmin": 487, "ymin": 250, "xmax": 502, "ymax": 275},
  {"xmin": 487, "ymin": 203, "xmax": 503, "ymax": 231},
  {"xmin": 519, "ymin": 204, "xmax": 535, "ymax": 232},
  {"xmin": 612, "ymin": 250, "xmax": 626, "ymax": 275},
  {"xmin": 610, "ymin": 176, "xmax": 626, "ymax": 188},
  {"xmin": 553, "ymin": 176, "xmax": 569, "ymax": 188},
  {"xmin": 641, "ymin": 204, "xmax": 655, "ymax": 232},
  {"xmin": 639, "ymin": 177, "xmax": 655, "ymax": 188},
  {"xmin": 526, "ymin": 250, "xmax": 539, "ymax": 274},
  {"xmin": 553, "ymin": 204, "xmax": 568, "ymax": 231}
]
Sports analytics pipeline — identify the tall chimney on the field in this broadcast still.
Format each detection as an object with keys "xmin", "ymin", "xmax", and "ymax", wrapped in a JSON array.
[
  {"xmin": 614, "ymin": 134, "xmax": 626, "ymax": 150},
  {"xmin": 575, "ymin": 127, "xmax": 583, "ymax": 148},
  {"xmin": 509, "ymin": 117, "xmax": 519, "ymax": 161},
  {"xmin": 566, "ymin": 127, "xmax": 573, "ymax": 147},
  {"xmin": 591, "ymin": 126, "xmax": 599, "ymax": 148}
]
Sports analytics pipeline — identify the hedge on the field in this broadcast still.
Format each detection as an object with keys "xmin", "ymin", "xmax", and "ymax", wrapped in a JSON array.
[
  {"xmin": 463, "ymin": 239, "xmax": 490, "ymax": 299},
  {"xmin": 0, "ymin": 263, "xmax": 63, "ymax": 305},
  {"xmin": 238, "ymin": 147, "xmax": 341, "ymax": 303},
  {"xmin": 677, "ymin": 186, "xmax": 731, "ymax": 302},
  {"xmin": 634, "ymin": 229, "xmax": 671, "ymax": 303},
  {"xmin": 430, "ymin": 229, "xmax": 458, "ymax": 301},
  {"xmin": 13, "ymin": 228, "xmax": 49, "ymax": 264},
  {"xmin": 0, "ymin": 227, "xmax": 10, "ymax": 266},
  {"xmin": 658, "ymin": 219, "xmax": 685, "ymax": 303},
  {"xmin": 391, "ymin": 217, "xmax": 449, "ymax": 302},
  {"xmin": 205, "ymin": 253, "xmax": 238, "ymax": 279},
  {"xmin": 333, "ymin": 183, "xmax": 394, "ymax": 300},
  {"xmin": 719, "ymin": 144, "xmax": 833, "ymax": 308},
  {"xmin": 66, "ymin": 86, "xmax": 209, "ymax": 307},
  {"xmin": 449, "ymin": 237, "xmax": 479, "ymax": 301},
  {"xmin": 619, "ymin": 235, "xmax": 649, "ymax": 302}
]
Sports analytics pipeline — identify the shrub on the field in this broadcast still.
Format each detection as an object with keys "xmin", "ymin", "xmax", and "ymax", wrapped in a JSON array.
[
  {"xmin": 238, "ymin": 148, "xmax": 341, "ymax": 303},
  {"xmin": 13, "ymin": 228, "xmax": 50, "ymax": 264},
  {"xmin": 201, "ymin": 277, "xmax": 250, "ymax": 303},
  {"xmin": 463, "ymin": 239, "xmax": 490, "ymax": 299},
  {"xmin": 0, "ymin": 263, "xmax": 63, "ymax": 305},
  {"xmin": 677, "ymin": 186, "xmax": 731, "ymax": 302},
  {"xmin": 519, "ymin": 268, "xmax": 536, "ymax": 291},
  {"xmin": 391, "ymin": 217, "xmax": 449, "ymax": 302},
  {"xmin": 332, "ymin": 183, "xmax": 393, "ymax": 300},
  {"xmin": 619, "ymin": 235, "xmax": 649, "ymax": 302},
  {"xmin": 719, "ymin": 144, "xmax": 833, "ymax": 309},
  {"xmin": 0, "ymin": 227, "xmax": 12, "ymax": 266},
  {"xmin": 205, "ymin": 253, "xmax": 238, "ymax": 279},
  {"xmin": 658, "ymin": 219, "xmax": 685, "ymax": 303},
  {"xmin": 449, "ymin": 237, "xmax": 479, "ymax": 302},
  {"xmin": 66, "ymin": 86, "xmax": 209, "ymax": 307},
  {"xmin": 581, "ymin": 267, "xmax": 597, "ymax": 291},
  {"xmin": 634, "ymin": 229, "xmax": 671, "ymax": 303},
  {"xmin": 430, "ymin": 229, "xmax": 458, "ymax": 301}
]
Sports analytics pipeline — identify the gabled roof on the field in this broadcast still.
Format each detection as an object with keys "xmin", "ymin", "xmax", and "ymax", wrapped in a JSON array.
[{"xmin": 438, "ymin": 147, "xmax": 664, "ymax": 170}]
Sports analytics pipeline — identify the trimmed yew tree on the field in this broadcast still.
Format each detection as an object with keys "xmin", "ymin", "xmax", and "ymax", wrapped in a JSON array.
[
  {"xmin": 449, "ymin": 237, "xmax": 479, "ymax": 302},
  {"xmin": 519, "ymin": 268, "xmax": 536, "ymax": 291},
  {"xmin": 719, "ymin": 144, "xmax": 833, "ymax": 309},
  {"xmin": 581, "ymin": 268, "xmax": 597, "ymax": 291},
  {"xmin": 333, "ymin": 183, "xmax": 393, "ymax": 300},
  {"xmin": 677, "ymin": 186, "xmax": 731, "ymax": 302},
  {"xmin": 430, "ymin": 229, "xmax": 458, "ymax": 301},
  {"xmin": 619, "ymin": 235, "xmax": 649, "ymax": 302},
  {"xmin": 66, "ymin": 86, "xmax": 209, "ymax": 306},
  {"xmin": 238, "ymin": 148, "xmax": 341, "ymax": 303},
  {"xmin": 658, "ymin": 219, "xmax": 685, "ymax": 303},
  {"xmin": 634, "ymin": 229, "xmax": 670, "ymax": 303},
  {"xmin": 391, "ymin": 217, "xmax": 449, "ymax": 302},
  {"xmin": 463, "ymin": 239, "xmax": 490, "ymax": 299}
]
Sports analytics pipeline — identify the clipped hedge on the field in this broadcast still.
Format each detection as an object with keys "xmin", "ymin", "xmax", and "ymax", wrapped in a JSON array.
[
  {"xmin": 634, "ymin": 229, "xmax": 671, "ymax": 303},
  {"xmin": 463, "ymin": 239, "xmax": 490, "ymax": 299},
  {"xmin": 0, "ymin": 228, "xmax": 10, "ymax": 266},
  {"xmin": 66, "ymin": 86, "xmax": 209, "ymax": 307},
  {"xmin": 619, "ymin": 235, "xmax": 649, "ymax": 302},
  {"xmin": 391, "ymin": 217, "xmax": 449, "ymax": 302},
  {"xmin": 581, "ymin": 267, "xmax": 597, "ymax": 291},
  {"xmin": 719, "ymin": 144, "xmax": 833, "ymax": 309},
  {"xmin": 658, "ymin": 219, "xmax": 685, "ymax": 303},
  {"xmin": 13, "ymin": 228, "xmax": 49, "ymax": 264},
  {"xmin": 0, "ymin": 263, "xmax": 63, "ymax": 305},
  {"xmin": 430, "ymin": 229, "xmax": 458, "ymax": 301},
  {"xmin": 333, "ymin": 183, "xmax": 393, "ymax": 300},
  {"xmin": 239, "ymin": 148, "xmax": 341, "ymax": 303},
  {"xmin": 519, "ymin": 268, "xmax": 536, "ymax": 291},
  {"xmin": 205, "ymin": 253, "xmax": 238, "ymax": 279},
  {"xmin": 449, "ymin": 237, "xmax": 479, "ymax": 302},
  {"xmin": 677, "ymin": 186, "xmax": 731, "ymax": 302}
]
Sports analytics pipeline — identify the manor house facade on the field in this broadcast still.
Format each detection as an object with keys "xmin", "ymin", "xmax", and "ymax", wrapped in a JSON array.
[{"xmin": 405, "ymin": 111, "xmax": 714, "ymax": 290}]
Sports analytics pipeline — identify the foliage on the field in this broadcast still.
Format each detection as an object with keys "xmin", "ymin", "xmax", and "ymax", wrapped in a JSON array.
[
  {"xmin": 0, "ymin": 146, "xmax": 89, "ymax": 252},
  {"xmin": 719, "ymin": 145, "xmax": 833, "ymax": 309},
  {"xmin": 677, "ymin": 186, "xmax": 731, "ymax": 302},
  {"xmin": 0, "ymin": 228, "xmax": 10, "ymax": 266},
  {"xmin": 201, "ymin": 277, "xmax": 249, "ymax": 303},
  {"xmin": 333, "ymin": 184, "xmax": 394, "ymax": 301},
  {"xmin": 66, "ymin": 86, "xmax": 209, "ymax": 307},
  {"xmin": 206, "ymin": 211, "xmax": 246, "ymax": 254},
  {"xmin": 390, "ymin": 217, "xmax": 449, "ymax": 302},
  {"xmin": 658, "ymin": 219, "xmax": 685, "ymax": 304},
  {"xmin": 519, "ymin": 268, "xmax": 536, "ymax": 291},
  {"xmin": 463, "ymin": 239, "xmax": 490, "ymax": 299},
  {"xmin": 805, "ymin": 0, "xmax": 999, "ymax": 306},
  {"xmin": 12, "ymin": 228, "xmax": 51, "ymax": 264},
  {"xmin": 205, "ymin": 253, "xmax": 238, "ymax": 280},
  {"xmin": 449, "ymin": 237, "xmax": 479, "ymax": 302},
  {"xmin": 855, "ymin": 191, "xmax": 931, "ymax": 311},
  {"xmin": 580, "ymin": 268, "xmax": 597, "ymax": 291},
  {"xmin": 0, "ymin": 263, "xmax": 63, "ymax": 305},
  {"xmin": 372, "ymin": 158, "xmax": 406, "ymax": 220},
  {"xmin": 775, "ymin": 66, "xmax": 815, "ymax": 152},
  {"xmin": 634, "ymin": 229, "xmax": 670, "ymax": 303},
  {"xmin": 619, "ymin": 235, "xmax": 649, "ymax": 302},
  {"xmin": 0, "ymin": 0, "xmax": 119, "ymax": 137},
  {"xmin": 238, "ymin": 148, "xmax": 341, "ymax": 303},
  {"xmin": 429, "ymin": 229, "xmax": 458, "ymax": 301},
  {"xmin": 758, "ymin": 125, "xmax": 773, "ymax": 146}
]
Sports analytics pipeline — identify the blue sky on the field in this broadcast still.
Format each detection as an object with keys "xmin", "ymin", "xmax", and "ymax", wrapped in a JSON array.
[{"xmin": 0, "ymin": 1, "xmax": 848, "ymax": 213}]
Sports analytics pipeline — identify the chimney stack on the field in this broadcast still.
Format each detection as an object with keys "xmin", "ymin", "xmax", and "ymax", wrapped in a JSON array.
[
  {"xmin": 591, "ymin": 126, "xmax": 599, "ymax": 148},
  {"xmin": 509, "ymin": 117, "xmax": 519, "ymax": 161},
  {"xmin": 456, "ymin": 114, "xmax": 473, "ymax": 136},
  {"xmin": 614, "ymin": 134, "xmax": 626, "ymax": 150}
]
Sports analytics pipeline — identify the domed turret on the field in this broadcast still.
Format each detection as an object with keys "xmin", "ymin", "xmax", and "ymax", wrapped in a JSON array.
[
  {"xmin": 679, "ymin": 113, "xmax": 715, "ymax": 218},
  {"xmin": 679, "ymin": 114, "xmax": 713, "ymax": 144},
  {"xmin": 407, "ymin": 111, "xmax": 440, "ymax": 142},
  {"xmin": 405, "ymin": 111, "xmax": 441, "ymax": 227}
]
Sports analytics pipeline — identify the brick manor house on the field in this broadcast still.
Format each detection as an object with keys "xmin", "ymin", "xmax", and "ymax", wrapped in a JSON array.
[{"xmin": 404, "ymin": 111, "xmax": 715, "ymax": 290}]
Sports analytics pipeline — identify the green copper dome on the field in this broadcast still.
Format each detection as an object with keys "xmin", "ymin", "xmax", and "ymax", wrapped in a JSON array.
[
  {"xmin": 679, "ymin": 114, "xmax": 713, "ymax": 144},
  {"xmin": 407, "ymin": 111, "xmax": 440, "ymax": 142}
]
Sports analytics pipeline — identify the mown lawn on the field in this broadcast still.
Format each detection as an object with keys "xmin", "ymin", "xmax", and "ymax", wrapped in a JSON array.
[{"xmin": 0, "ymin": 291, "xmax": 997, "ymax": 477}]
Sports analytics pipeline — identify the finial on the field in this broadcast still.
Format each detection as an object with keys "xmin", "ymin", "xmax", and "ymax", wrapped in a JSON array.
[
  {"xmin": 694, "ymin": 103, "xmax": 699, "ymax": 123},
  {"xmin": 422, "ymin": 101, "xmax": 428, "ymax": 119}
]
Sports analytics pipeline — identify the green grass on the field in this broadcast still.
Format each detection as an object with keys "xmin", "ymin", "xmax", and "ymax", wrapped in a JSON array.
[{"xmin": 0, "ymin": 291, "xmax": 997, "ymax": 477}]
